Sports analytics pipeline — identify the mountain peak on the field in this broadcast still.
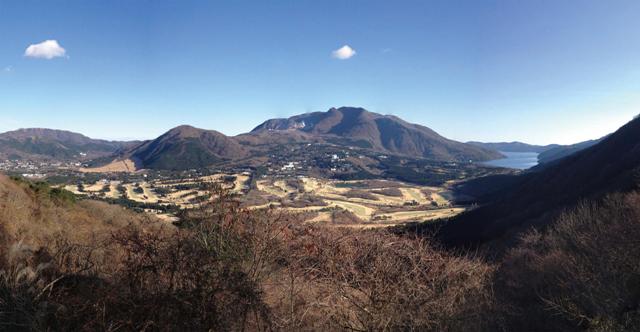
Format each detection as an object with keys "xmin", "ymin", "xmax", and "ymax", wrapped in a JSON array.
[
  {"xmin": 251, "ymin": 107, "xmax": 502, "ymax": 161},
  {"xmin": 127, "ymin": 125, "xmax": 246, "ymax": 170},
  {"xmin": 166, "ymin": 124, "xmax": 200, "ymax": 135},
  {"xmin": 163, "ymin": 125, "xmax": 227, "ymax": 139},
  {"xmin": 331, "ymin": 106, "xmax": 367, "ymax": 113}
]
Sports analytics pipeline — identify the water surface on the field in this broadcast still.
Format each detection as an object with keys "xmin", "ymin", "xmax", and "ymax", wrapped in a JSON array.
[{"xmin": 482, "ymin": 151, "xmax": 538, "ymax": 170}]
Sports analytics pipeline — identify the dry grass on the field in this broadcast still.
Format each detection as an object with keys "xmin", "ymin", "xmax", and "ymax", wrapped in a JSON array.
[
  {"xmin": 0, "ymin": 178, "xmax": 496, "ymax": 331},
  {"xmin": 496, "ymin": 192, "xmax": 640, "ymax": 331},
  {"xmin": 0, "ymin": 175, "xmax": 159, "ymax": 247},
  {"xmin": 376, "ymin": 207, "xmax": 465, "ymax": 222},
  {"xmin": 79, "ymin": 158, "xmax": 137, "ymax": 173},
  {"xmin": 4, "ymin": 175, "xmax": 640, "ymax": 331}
]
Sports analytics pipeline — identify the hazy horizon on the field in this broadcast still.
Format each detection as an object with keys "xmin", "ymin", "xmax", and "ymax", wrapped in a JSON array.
[{"xmin": 2, "ymin": 0, "xmax": 640, "ymax": 145}]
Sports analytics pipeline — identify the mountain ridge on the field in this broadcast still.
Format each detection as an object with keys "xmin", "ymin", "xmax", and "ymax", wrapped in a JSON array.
[
  {"xmin": 537, "ymin": 137, "xmax": 604, "ymax": 164},
  {"xmin": 252, "ymin": 107, "xmax": 502, "ymax": 162},
  {"xmin": 0, "ymin": 128, "xmax": 137, "ymax": 160},
  {"xmin": 436, "ymin": 116, "xmax": 640, "ymax": 250},
  {"xmin": 467, "ymin": 141, "xmax": 559, "ymax": 153},
  {"xmin": 123, "ymin": 125, "xmax": 248, "ymax": 170},
  {"xmin": 1, "ymin": 107, "xmax": 506, "ymax": 169}
]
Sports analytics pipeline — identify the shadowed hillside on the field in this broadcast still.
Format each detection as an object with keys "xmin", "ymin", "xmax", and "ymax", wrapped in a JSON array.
[
  {"xmin": 436, "ymin": 116, "xmax": 640, "ymax": 249},
  {"xmin": 537, "ymin": 137, "xmax": 604, "ymax": 164}
]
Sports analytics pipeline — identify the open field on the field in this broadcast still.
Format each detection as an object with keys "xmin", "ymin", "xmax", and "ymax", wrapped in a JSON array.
[
  {"xmin": 376, "ymin": 207, "xmax": 465, "ymax": 222},
  {"xmin": 251, "ymin": 176, "xmax": 463, "ymax": 226},
  {"xmin": 257, "ymin": 180, "xmax": 289, "ymax": 197},
  {"xmin": 63, "ymin": 180, "xmax": 122, "ymax": 199},
  {"xmin": 80, "ymin": 158, "xmax": 137, "ymax": 173},
  {"xmin": 66, "ymin": 173, "xmax": 463, "ymax": 227},
  {"xmin": 124, "ymin": 183, "xmax": 159, "ymax": 203},
  {"xmin": 325, "ymin": 199, "xmax": 375, "ymax": 219}
]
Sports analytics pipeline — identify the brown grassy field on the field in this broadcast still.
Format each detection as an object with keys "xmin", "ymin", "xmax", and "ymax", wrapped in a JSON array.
[
  {"xmin": 253, "ymin": 176, "xmax": 461, "ymax": 226},
  {"xmin": 67, "ymin": 174, "xmax": 461, "ymax": 227},
  {"xmin": 80, "ymin": 158, "xmax": 137, "ymax": 173}
]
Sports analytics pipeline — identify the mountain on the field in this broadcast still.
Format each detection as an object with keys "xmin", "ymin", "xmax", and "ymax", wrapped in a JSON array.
[
  {"xmin": 0, "ymin": 128, "xmax": 135, "ymax": 160},
  {"xmin": 5, "ymin": 107, "xmax": 503, "ymax": 171},
  {"xmin": 251, "ymin": 107, "xmax": 502, "ymax": 162},
  {"xmin": 537, "ymin": 137, "xmax": 604, "ymax": 164},
  {"xmin": 437, "ymin": 116, "xmax": 640, "ymax": 249},
  {"xmin": 467, "ymin": 141, "xmax": 559, "ymax": 153},
  {"xmin": 125, "ymin": 125, "xmax": 247, "ymax": 170}
]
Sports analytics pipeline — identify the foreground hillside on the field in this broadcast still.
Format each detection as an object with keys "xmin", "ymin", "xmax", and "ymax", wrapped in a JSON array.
[
  {"xmin": 0, "ymin": 177, "xmax": 493, "ymax": 331},
  {"xmin": 0, "ymin": 174, "xmax": 156, "ymax": 245},
  {"xmin": 2, "ymin": 175, "xmax": 639, "ymax": 331}
]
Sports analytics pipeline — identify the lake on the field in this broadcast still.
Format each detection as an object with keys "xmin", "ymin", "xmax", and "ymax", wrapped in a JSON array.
[{"xmin": 482, "ymin": 151, "xmax": 539, "ymax": 170}]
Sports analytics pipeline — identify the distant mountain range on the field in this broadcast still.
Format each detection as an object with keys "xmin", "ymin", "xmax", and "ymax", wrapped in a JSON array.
[
  {"xmin": 469, "ymin": 138, "xmax": 605, "ymax": 165},
  {"xmin": 467, "ymin": 141, "xmax": 559, "ymax": 153},
  {"xmin": 0, "ymin": 128, "xmax": 136, "ymax": 161},
  {"xmin": 251, "ymin": 107, "xmax": 502, "ymax": 162},
  {"xmin": 0, "ymin": 107, "xmax": 505, "ymax": 170},
  {"xmin": 437, "ymin": 116, "xmax": 640, "ymax": 250},
  {"xmin": 0, "ymin": 107, "xmax": 611, "ymax": 172},
  {"xmin": 537, "ymin": 137, "xmax": 604, "ymax": 164}
]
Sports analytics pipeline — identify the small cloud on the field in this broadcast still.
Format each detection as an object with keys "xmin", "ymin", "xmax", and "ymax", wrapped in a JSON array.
[
  {"xmin": 381, "ymin": 48, "xmax": 393, "ymax": 54},
  {"xmin": 3, "ymin": 66, "xmax": 12, "ymax": 72},
  {"xmin": 332, "ymin": 45, "xmax": 356, "ymax": 60},
  {"xmin": 24, "ymin": 40, "xmax": 67, "ymax": 59}
]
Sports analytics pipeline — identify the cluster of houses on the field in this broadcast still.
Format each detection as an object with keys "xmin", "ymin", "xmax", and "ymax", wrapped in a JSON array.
[
  {"xmin": 0, "ymin": 159, "xmax": 81, "ymax": 178},
  {"xmin": 265, "ymin": 144, "xmax": 363, "ymax": 176}
]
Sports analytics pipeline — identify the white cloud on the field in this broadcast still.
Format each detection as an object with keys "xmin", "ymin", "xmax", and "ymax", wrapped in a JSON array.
[
  {"xmin": 3, "ymin": 66, "xmax": 12, "ymax": 72},
  {"xmin": 24, "ymin": 40, "xmax": 67, "ymax": 59},
  {"xmin": 331, "ymin": 45, "xmax": 356, "ymax": 60}
]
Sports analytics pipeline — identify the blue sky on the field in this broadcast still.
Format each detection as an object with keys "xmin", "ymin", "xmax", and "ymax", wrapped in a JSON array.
[{"xmin": 1, "ymin": 0, "xmax": 639, "ymax": 144}]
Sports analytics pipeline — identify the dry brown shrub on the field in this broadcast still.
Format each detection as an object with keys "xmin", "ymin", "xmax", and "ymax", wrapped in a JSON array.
[
  {"xmin": 330, "ymin": 209, "xmax": 364, "ymax": 225},
  {"xmin": 497, "ymin": 192, "xmax": 640, "ymax": 331},
  {"xmin": 371, "ymin": 187, "xmax": 403, "ymax": 197},
  {"xmin": 0, "ymin": 175, "xmax": 156, "ymax": 248},
  {"xmin": 267, "ymin": 227, "xmax": 495, "ymax": 331},
  {"xmin": 344, "ymin": 189, "xmax": 379, "ymax": 201},
  {"xmin": 1, "ymin": 177, "xmax": 497, "ymax": 331}
]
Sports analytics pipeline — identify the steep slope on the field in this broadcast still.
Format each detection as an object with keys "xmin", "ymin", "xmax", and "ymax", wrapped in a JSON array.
[
  {"xmin": 0, "ymin": 174, "xmax": 153, "ymax": 246},
  {"xmin": 467, "ymin": 141, "xmax": 559, "ymax": 153},
  {"xmin": 127, "ymin": 125, "xmax": 247, "ymax": 170},
  {"xmin": 438, "ymin": 116, "xmax": 640, "ymax": 249},
  {"xmin": 537, "ymin": 137, "xmax": 603, "ymax": 164},
  {"xmin": 252, "ymin": 107, "xmax": 502, "ymax": 162},
  {"xmin": 0, "ymin": 128, "xmax": 135, "ymax": 160}
]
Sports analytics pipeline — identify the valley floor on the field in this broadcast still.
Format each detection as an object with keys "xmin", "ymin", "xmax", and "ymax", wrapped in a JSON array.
[{"xmin": 63, "ymin": 171, "xmax": 464, "ymax": 227}]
